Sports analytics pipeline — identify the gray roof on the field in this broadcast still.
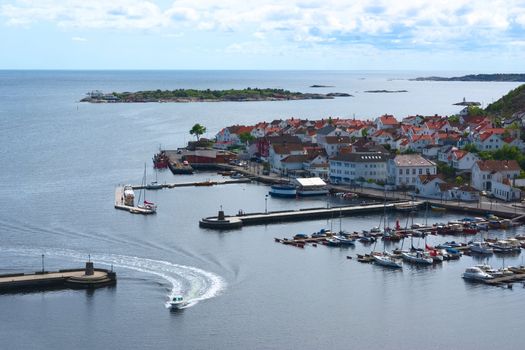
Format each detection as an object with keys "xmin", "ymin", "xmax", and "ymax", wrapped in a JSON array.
[{"xmin": 331, "ymin": 152, "xmax": 389, "ymax": 163}]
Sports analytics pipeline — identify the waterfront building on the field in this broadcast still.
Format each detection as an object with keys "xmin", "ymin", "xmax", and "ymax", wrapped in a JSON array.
[
  {"xmin": 388, "ymin": 154, "xmax": 437, "ymax": 188},
  {"xmin": 329, "ymin": 152, "xmax": 389, "ymax": 184}
]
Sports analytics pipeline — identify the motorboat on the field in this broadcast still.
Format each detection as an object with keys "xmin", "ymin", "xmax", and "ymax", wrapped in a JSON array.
[
  {"xmin": 325, "ymin": 237, "xmax": 341, "ymax": 247},
  {"xmin": 373, "ymin": 253, "xmax": 402, "ymax": 268},
  {"xmin": 462, "ymin": 267, "xmax": 494, "ymax": 281},
  {"xmin": 170, "ymin": 295, "xmax": 188, "ymax": 309},
  {"xmin": 293, "ymin": 233, "xmax": 309, "ymax": 240},
  {"xmin": 489, "ymin": 240, "xmax": 522, "ymax": 254},
  {"xmin": 401, "ymin": 251, "xmax": 433, "ymax": 265},
  {"xmin": 468, "ymin": 241, "xmax": 493, "ymax": 255}
]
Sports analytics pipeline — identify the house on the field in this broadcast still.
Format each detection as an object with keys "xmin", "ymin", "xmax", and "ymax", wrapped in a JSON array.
[
  {"xmin": 376, "ymin": 114, "xmax": 398, "ymax": 130},
  {"xmin": 409, "ymin": 134, "xmax": 434, "ymax": 151},
  {"xmin": 474, "ymin": 131, "xmax": 504, "ymax": 151},
  {"xmin": 268, "ymin": 143, "xmax": 305, "ymax": 173},
  {"xmin": 415, "ymin": 175, "xmax": 445, "ymax": 198},
  {"xmin": 329, "ymin": 152, "xmax": 389, "ymax": 185},
  {"xmin": 388, "ymin": 154, "xmax": 437, "ymax": 188},
  {"xmin": 321, "ymin": 136, "xmax": 352, "ymax": 157},
  {"xmin": 280, "ymin": 154, "xmax": 309, "ymax": 174},
  {"xmin": 471, "ymin": 160, "xmax": 521, "ymax": 200},
  {"xmin": 438, "ymin": 183, "xmax": 480, "ymax": 202},
  {"xmin": 316, "ymin": 125, "xmax": 349, "ymax": 144},
  {"xmin": 448, "ymin": 149, "xmax": 479, "ymax": 171}
]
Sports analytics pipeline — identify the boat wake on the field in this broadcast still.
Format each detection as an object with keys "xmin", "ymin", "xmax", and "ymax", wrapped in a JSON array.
[{"xmin": 0, "ymin": 247, "xmax": 226, "ymax": 309}]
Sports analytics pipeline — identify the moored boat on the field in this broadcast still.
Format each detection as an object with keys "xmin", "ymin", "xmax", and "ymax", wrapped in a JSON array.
[
  {"xmin": 373, "ymin": 253, "xmax": 402, "ymax": 268},
  {"xmin": 462, "ymin": 267, "xmax": 493, "ymax": 281},
  {"xmin": 268, "ymin": 184, "xmax": 297, "ymax": 198},
  {"xmin": 468, "ymin": 241, "xmax": 493, "ymax": 255},
  {"xmin": 401, "ymin": 251, "xmax": 433, "ymax": 265}
]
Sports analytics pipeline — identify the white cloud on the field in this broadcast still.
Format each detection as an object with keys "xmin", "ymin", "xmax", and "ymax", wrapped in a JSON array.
[
  {"xmin": 1, "ymin": 0, "xmax": 525, "ymax": 51},
  {"xmin": 71, "ymin": 36, "xmax": 87, "ymax": 41}
]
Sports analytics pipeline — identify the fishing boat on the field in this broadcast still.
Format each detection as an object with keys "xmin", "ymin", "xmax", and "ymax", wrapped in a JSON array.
[
  {"xmin": 268, "ymin": 184, "xmax": 297, "ymax": 198},
  {"xmin": 462, "ymin": 267, "xmax": 493, "ymax": 281},
  {"xmin": 153, "ymin": 150, "xmax": 169, "ymax": 169},
  {"xmin": 170, "ymin": 295, "xmax": 188, "ymax": 309}
]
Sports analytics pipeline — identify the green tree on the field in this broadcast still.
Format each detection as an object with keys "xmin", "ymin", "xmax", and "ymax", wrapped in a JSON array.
[
  {"xmin": 361, "ymin": 128, "xmax": 368, "ymax": 137},
  {"xmin": 239, "ymin": 132, "xmax": 255, "ymax": 144},
  {"xmin": 462, "ymin": 143, "xmax": 479, "ymax": 153},
  {"xmin": 189, "ymin": 123, "xmax": 206, "ymax": 141},
  {"xmin": 455, "ymin": 176, "xmax": 464, "ymax": 186}
]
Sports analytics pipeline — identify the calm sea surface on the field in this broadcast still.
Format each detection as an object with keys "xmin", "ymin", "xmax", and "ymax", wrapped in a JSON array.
[{"xmin": 0, "ymin": 71, "xmax": 524, "ymax": 349}]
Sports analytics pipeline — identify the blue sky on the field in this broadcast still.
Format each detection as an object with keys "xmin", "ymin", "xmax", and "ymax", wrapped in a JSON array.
[{"xmin": 1, "ymin": 0, "xmax": 525, "ymax": 70}]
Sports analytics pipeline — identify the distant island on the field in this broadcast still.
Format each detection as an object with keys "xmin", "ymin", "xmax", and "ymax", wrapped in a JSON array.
[
  {"xmin": 310, "ymin": 84, "xmax": 334, "ymax": 88},
  {"xmin": 80, "ymin": 88, "xmax": 350, "ymax": 103},
  {"xmin": 364, "ymin": 90, "xmax": 408, "ymax": 93},
  {"xmin": 411, "ymin": 74, "xmax": 525, "ymax": 82}
]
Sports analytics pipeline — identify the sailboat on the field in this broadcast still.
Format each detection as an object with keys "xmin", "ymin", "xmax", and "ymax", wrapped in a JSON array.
[
  {"xmin": 333, "ymin": 209, "xmax": 356, "ymax": 246},
  {"xmin": 145, "ymin": 166, "xmax": 163, "ymax": 190},
  {"xmin": 137, "ymin": 164, "xmax": 157, "ymax": 214}
]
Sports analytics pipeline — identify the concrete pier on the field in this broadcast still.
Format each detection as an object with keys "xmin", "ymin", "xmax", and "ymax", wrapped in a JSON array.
[
  {"xmin": 0, "ymin": 262, "xmax": 116, "ymax": 293},
  {"xmin": 199, "ymin": 201, "xmax": 419, "ymax": 230}
]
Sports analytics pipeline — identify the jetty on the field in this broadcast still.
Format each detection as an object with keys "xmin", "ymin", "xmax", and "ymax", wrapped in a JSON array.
[
  {"xmin": 199, "ymin": 201, "xmax": 421, "ymax": 230},
  {"xmin": 0, "ymin": 261, "xmax": 116, "ymax": 293},
  {"xmin": 114, "ymin": 186, "xmax": 154, "ymax": 214},
  {"xmin": 131, "ymin": 178, "xmax": 250, "ymax": 190}
]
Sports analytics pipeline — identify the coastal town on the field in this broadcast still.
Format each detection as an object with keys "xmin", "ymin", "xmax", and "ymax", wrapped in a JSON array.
[{"xmin": 170, "ymin": 105, "xmax": 525, "ymax": 205}]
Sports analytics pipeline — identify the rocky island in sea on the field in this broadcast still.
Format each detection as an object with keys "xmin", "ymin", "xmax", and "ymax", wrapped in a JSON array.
[
  {"xmin": 411, "ymin": 73, "xmax": 525, "ymax": 82},
  {"xmin": 364, "ymin": 90, "xmax": 408, "ymax": 93},
  {"xmin": 80, "ymin": 88, "xmax": 350, "ymax": 103}
]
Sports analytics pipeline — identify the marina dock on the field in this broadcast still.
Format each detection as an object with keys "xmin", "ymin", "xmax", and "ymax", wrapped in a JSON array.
[
  {"xmin": 131, "ymin": 178, "xmax": 250, "ymax": 190},
  {"xmin": 114, "ymin": 186, "xmax": 154, "ymax": 214},
  {"xmin": 199, "ymin": 201, "xmax": 420, "ymax": 229},
  {"xmin": 0, "ymin": 262, "xmax": 116, "ymax": 292}
]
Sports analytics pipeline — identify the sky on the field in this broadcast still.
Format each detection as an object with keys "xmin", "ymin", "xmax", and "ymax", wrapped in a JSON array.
[{"xmin": 1, "ymin": 0, "xmax": 525, "ymax": 70}]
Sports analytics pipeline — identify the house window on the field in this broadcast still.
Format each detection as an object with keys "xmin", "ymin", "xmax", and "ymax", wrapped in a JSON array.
[
  {"xmin": 412, "ymin": 169, "xmax": 416, "ymax": 175},
  {"xmin": 419, "ymin": 169, "xmax": 422, "ymax": 175},
  {"xmin": 426, "ymin": 168, "xmax": 430, "ymax": 175},
  {"xmin": 399, "ymin": 169, "xmax": 403, "ymax": 175},
  {"xmin": 405, "ymin": 169, "xmax": 409, "ymax": 175}
]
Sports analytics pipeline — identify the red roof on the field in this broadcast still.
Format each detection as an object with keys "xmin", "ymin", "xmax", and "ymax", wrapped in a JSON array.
[
  {"xmin": 476, "ymin": 160, "xmax": 521, "ymax": 172},
  {"xmin": 379, "ymin": 114, "xmax": 398, "ymax": 125}
]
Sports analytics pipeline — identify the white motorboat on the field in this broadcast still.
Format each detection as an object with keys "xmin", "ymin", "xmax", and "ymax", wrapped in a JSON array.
[
  {"xmin": 170, "ymin": 295, "xmax": 188, "ymax": 309},
  {"xmin": 401, "ymin": 251, "xmax": 433, "ymax": 265},
  {"xmin": 468, "ymin": 241, "xmax": 493, "ymax": 255},
  {"xmin": 462, "ymin": 267, "xmax": 494, "ymax": 281}
]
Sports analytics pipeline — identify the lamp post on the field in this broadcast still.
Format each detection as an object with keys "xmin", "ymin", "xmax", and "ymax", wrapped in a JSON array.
[
  {"xmin": 41, "ymin": 254, "xmax": 44, "ymax": 273},
  {"xmin": 265, "ymin": 195, "xmax": 268, "ymax": 214}
]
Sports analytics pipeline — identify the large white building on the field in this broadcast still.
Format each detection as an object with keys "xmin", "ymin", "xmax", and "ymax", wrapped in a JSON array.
[
  {"xmin": 471, "ymin": 160, "xmax": 521, "ymax": 201},
  {"xmin": 388, "ymin": 154, "xmax": 437, "ymax": 188},
  {"xmin": 329, "ymin": 153, "xmax": 389, "ymax": 184}
]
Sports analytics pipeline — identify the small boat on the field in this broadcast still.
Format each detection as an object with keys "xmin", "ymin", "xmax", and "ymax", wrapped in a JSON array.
[
  {"xmin": 489, "ymin": 240, "xmax": 522, "ymax": 254},
  {"xmin": 170, "ymin": 295, "xmax": 188, "ymax": 309},
  {"xmin": 431, "ymin": 205, "xmax": 446, "ymax": 212},
  {"xmin": 333, "ymin": 235, "xmax": 356, "ymax": 246},
  {"xmin": 462, "ymin": 267, "xmax": 493, "ymax": 281},
  {"xmin": 312, "ymin": 229, "xmax": 331, "ymax": 238},
  {"xmin": 325, "ymin": 237, "xmax": 341, "ymax": 247},
  {"xmin": 395, "ymin": 203, "xmax": 419, "ymax": 212},
  {"xmin": 293, "ymin": 233, "xmax": 309, "ymax": 240},
  {"xmin": 230, "ymin": 172, "xmax": 244, "ymax": 179},
  {"xmin": 268, "ymin": 184, "xmax": 297, "ymax": 198},
  {"xmin": 145, "ymin": 181, "xmax": 163, "ymax": 190},
  {"xmin": 401, "ymin": 251, "xmax": 433, "ymax": 265},
  {"xmin": 468, "ymin": 241, "xmax": 493, "ymax": 255},
  {"xmin": 195, "ymin": 180, "xmax": 214, "ymax": 186},
  {"xmin": 373, "ymin": 253, "xmax": 402, "ymax": 268}
]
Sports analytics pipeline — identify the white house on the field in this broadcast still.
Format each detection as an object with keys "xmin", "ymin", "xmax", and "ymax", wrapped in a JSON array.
[
  {"xmin": 471, "ymin": 159, "xmax": 521, "ymax": 196},
  {"xmin": 329, "ymin": 152, "xmax": 389, "ymax": 184},
  {"xmin": 448, "ymin": 149, "xmax": 479, "ymax": 171},
  {"xmin": 268, "ymin": 143, "xmax": 305, "ymax": 173},
  {"xmin": 321, "ymin": 136, "xmax": 352, "ymax": 157},
  {"xmin": 375, "ymin": 115, "xmax": 398, "ymax": 130},
  {"xmin": 388, "ymin": 154, "xmax": 437, "ymax": 188},
  {"xmin": 415, "ymin": 175, "xmax": 445, "ymax": 198}
]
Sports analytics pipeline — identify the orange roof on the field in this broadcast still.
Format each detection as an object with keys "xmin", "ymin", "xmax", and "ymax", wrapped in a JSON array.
[{"xmin": 379, "ymin": 114, "xmax": 398, "ymax": 125}]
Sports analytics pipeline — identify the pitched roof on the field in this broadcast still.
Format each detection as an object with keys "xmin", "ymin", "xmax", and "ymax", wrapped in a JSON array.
[
  {"xmin": 418, "ymin": 174, "xmax": 443, "ymax": 184},
  {"xmin": 281, "ymin": 154, "xmax": 308, "ymax": 163},
  {"xmin": 393, "ymin": 154, "xmax": 436, "ymax": 167},
  {"xmin": 379, "ymin": 114, "xmax": 398, "ymax": 125},
  {"xmin": 475, "ymin": 160, "xmax": 521, "ymax": 172},
  {"xmin": 324, "ymin": 136, "xmax": 351, "ymax": 144},
  {"xmin": 317, "ymin": 125, "xmax": 336, "ymax": 135},
  {"xmin": 272, "ymin": 143, "xmax": 304, "ymax": 155}
]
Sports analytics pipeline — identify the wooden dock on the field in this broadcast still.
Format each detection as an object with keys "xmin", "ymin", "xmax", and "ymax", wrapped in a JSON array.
[
  {"xmin": 199, "ymin": 201, "xmax": 421, "ymax": 230},
  {"xmin": 483, "ymin": 273, "xmax": 525, "ymax": 286}
]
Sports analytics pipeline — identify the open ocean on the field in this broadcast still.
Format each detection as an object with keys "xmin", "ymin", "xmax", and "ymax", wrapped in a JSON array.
[{"xmin": 0, "ymin": 70, "xmax": 524, "ymax": 349}]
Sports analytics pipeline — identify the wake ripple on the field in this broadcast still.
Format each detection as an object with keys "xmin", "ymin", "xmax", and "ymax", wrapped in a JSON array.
[{"xmin": 0, "ymin": 246, "xmax": 226, "ymax": 309}]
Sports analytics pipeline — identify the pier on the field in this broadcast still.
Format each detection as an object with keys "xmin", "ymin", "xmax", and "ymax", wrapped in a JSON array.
[
  {"xmin": 0, "ymin": 262, "xmax": 116, "ymax": 293},
  {"xmin": 199, "ymin": 201, "xmax": 420, "ymax": 230},
  {"xmin": 114, "ymin": 186, "xmax": 154, "ymax": 214},
  {"xmin": 131, "ymin": 178, "xmax": 250, "ymax": 190}
]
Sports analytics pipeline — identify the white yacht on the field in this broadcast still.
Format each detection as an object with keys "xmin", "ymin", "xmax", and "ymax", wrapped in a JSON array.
[
  {"xmin": 462, "ymin": 267, "xmax": 494, "ymax": 281},
  {"xmin": 373, "ymin": 253, "xmax": 402, "ymax": 268},
  {"xmin": 401, "ymin": 251, "xmax": 433, "ymax": 265}
]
